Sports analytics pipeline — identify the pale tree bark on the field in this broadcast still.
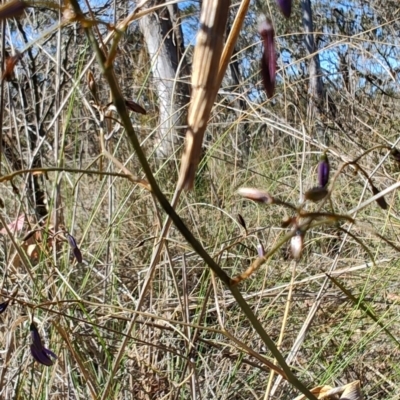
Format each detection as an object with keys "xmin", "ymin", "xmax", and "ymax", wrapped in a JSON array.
[
  {"xmin": 139, "ymin": 2, "xmax": 189, "ymax": 158},
  {"xmin": 224, "ymin": 18, "xmax": 250, "ymax": 157}
]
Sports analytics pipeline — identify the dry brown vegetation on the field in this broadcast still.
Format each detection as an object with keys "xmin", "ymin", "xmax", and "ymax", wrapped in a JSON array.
[{"xmin": 0, "ymin": 0, "xmax": 399, "ymax": 399}]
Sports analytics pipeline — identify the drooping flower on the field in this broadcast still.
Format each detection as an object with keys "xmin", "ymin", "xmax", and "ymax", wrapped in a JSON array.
[
  {"xmin": 237, "ymin": 187, "xmax": 275, "ymax": 205},
  {"xmin": 65, "ymin": 233, "xmax": 83, "ymax": 263},
  {"xmin": 30, "ymin": 322, "xmax": 57, "ymax": 367},
  {"xmin": 258, "ymin": 17, "xmax": 276, "ymax": 99},
  {"xmin": 318, "ymin": 153, "xmax": 330, "ymax": 188},
  {"xmin": 275, "ymin": 0, "xmax": 292, "ymax": 18}
]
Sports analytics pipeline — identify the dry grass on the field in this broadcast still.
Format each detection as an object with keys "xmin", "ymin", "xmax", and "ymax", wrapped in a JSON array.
[{"xmin": 0, "ymin": 0, "xmax": 399, "ymax": 399}]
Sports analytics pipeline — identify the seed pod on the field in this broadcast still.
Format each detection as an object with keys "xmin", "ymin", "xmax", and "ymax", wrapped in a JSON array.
[
  {"xmin": 304, "ymin": 186, "xmax": 328, "ymax": 202},
  {"xmin": 290, "ymin": 230, "xmax": 304, "ymax": 260},
  {"xmin": 258, "ymin": 17, "xmax": 276, "ymax": 99},
  {"xmin": 237, "ymin": 187, "xmax": 275, "ymax": 205},
  {"xmin": 275, "ymin": 0, "xmax": 292, "ymax": 18},
  {"xmin": 318, "ymin": 153, "xmax": 330, "ymax": 188},
  {"xmin": 371, "ymin": 185, "xmax": 388, "ymax": 210}
]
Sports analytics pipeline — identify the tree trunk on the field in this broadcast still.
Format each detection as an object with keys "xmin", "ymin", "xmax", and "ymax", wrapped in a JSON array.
[
  {"xmin": 301, "ymin": 0, "xmax": 328, "ymax": 143},
  {"xmin": 139, "ymin": 2, "xmax": 189, "ymax": 158}
]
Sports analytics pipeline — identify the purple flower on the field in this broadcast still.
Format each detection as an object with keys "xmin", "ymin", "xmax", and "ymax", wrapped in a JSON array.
[
  {"xmin": 318, "ymin": 153, "xmax": 330, "ymax": 188},
  {"xmin": 258, "ymin": 17, "xmax": 276, "ymax": 99},
  {"xmin": 30, "ymin": 322, "xmax": 57, "ymax": 367},
  {"xmin": 65, "ymin": 233, "xmax": 83, "ymax": 263},
  {"xmin": 275, "ymin": 0, "xmax": 292, "ymax": 18},
  {"xmin": 72, "ymin": 247, "xmax": 83, "ymax": 263}
]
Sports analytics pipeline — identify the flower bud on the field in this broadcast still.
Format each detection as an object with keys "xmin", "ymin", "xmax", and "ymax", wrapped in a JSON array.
[
  {"xmin": 257, "ymin": 242, "xmax": 265, "ymax": 257},
  {"xmin": 87, "ymin": 70, "xmax": 98, "ymax": 103},
  {"xmin": 304, "ymin": 186, "xmax": 328, "ymax": 202},
  {"xmin": 237, "ymin": 187, "xmax": 274, "ymax": 204},
  {"xmin": 371, "ymin": 185, "xmax": 388, "ymax": 210},
  {"xmin": 125, "ymin": 99, "xmax": 147, "ymax": 115},
  {"xmin": 66, "ymin": 233, "xmax": 83, "ymax": 263},
  {"xmin": 258, "ymin": 16, "xmax": 276, "ymax": 99},
  {"xmin": 236, "ymin": 213, "xmax": 247, "ymax": 231},
  {"xmin": 290, "ymin": 230, "xmax": 304, "ymax": 260},
  {"xmin": 318, "ymin": 153, "xmax": 330, "ymax": 188}
]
